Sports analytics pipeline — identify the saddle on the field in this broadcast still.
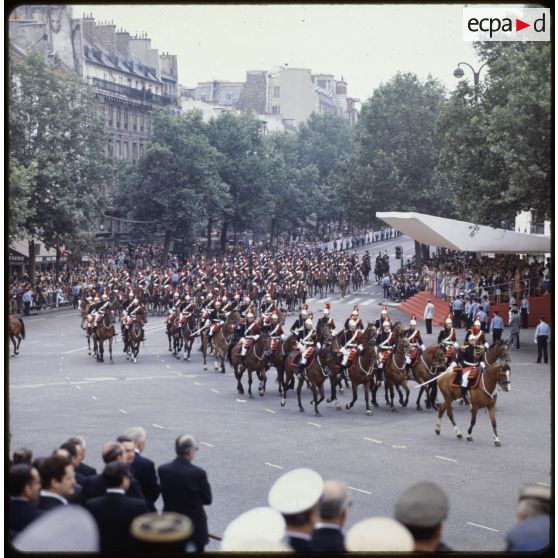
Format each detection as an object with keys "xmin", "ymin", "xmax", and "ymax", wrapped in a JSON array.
[
  {"xmin": 450, "ymin": 366, "xmax": 481, "ymax": 390},
  {"xmin": 210, "ymin": 322, "xmax": 221, "ymax": 335}
]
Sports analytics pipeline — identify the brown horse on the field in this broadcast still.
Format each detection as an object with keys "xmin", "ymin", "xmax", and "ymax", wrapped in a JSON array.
[
  {"xmin": 211, "ymin": 311, "xmax": 240, "ymax": 373},
  {"xmin": 80, "ymin": 301, "xmax": 90, "ymax": 330},
  {"xmin": 230, "ymin": 333, "xmax": 272, "ymax": 397},
  {"xmin": 93, "ymin": 311, "xmax": 114, "ymax": 363},
  {"xmin": 270, "ymin": 333, "xmax": 299, "ymax": 395},
  {"xmin": 435, "ymin": 361, "xmax": 511, "ymax": 446},
  {"xmin": 179, "ymin": 311, "xmax": 199, "ymax": 362},
  {"xmin": 126, "ymin": 319, "xmax": 143, "ymax": 363},
  {"xmin": 9, "ymin": 316, "xmax": 26, "ymax": 356},
  {"xmin": 338, "ymin": 270, "xmax": 348, "ymax": 298},
  {"xmin": 410, "ymin": 344, "xmax": 447, "ymax": 411}
]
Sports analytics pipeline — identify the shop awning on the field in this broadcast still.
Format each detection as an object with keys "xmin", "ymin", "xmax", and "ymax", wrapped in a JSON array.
[{"xmin": 376, "ymin": 211, "xmax": 550, "ymax": 254}]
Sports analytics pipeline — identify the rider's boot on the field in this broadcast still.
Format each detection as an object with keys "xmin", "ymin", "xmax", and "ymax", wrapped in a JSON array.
[
  {"xmin": 240, "ymin": 354, "xmax": 246, "ymax": 369},
  {"xmin": 459, "ymin": 386, "xmax": 468, "ymax": 404},
  {"xmin": 111, "ymin": 325, "xmax": 117, "ymax": 336},
  {"xmin": 297, "ymin": 361, "xmax": 305, "ymax": 381},
  {"xmin": 405, "ymin": 362, "xmax": 412, "ymax": 381}
]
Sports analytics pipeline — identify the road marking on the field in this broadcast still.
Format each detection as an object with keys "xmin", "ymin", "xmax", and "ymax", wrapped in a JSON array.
[
  {"xmin": 166, "ymin": 365, "xmax": 170, "ymax": 369},
  {"xmin": 392, "ymin": 444, "xmax": 406, "ymax": 449},
  {"xmin": 83, "ymin": 377, "xmax": 118, "ymax": 382},
  {"xmin": 195, "ymin": 381, "xmax": 202, "ymax": 386},
  {"xmin": 65, "ymin": 376, "xmax": 70, "ymax": 381},
  {"xmin": 466, "ymin": 522, "xmax": 500, "ymax": 533},
  {"xmin": 435, "ymin": 455, "xmax": 458, "ymax": 463},
  {"xmin": 152, "ymin": 423, "xmax": 165, "ymax": 429},
  {"xmin": 265, "ymin": 408, "xmax": 276, "ymax": 414},
  {"xmin": 118, "ymin": 409, "xmax": 127, "ymax": 414},
  {"xmin": 364, "ymin": 437, "xmax": 383, "ymax": 444},
  {"xmin": 211, "ymin": 389, "xmax": 219, "ymax": 394},
  {"xmin": 348, "ymin": 486, "xmax": 371, "ymax": 495},
  {"xmin": 351, "ymin": 298, "xmax": 363, "ymax": 305},
  {"xmin": 307, "ymin": 422, "xmax": 321, "ymax": 428},
  {"xmin": 236, "ymin": 399, "xmax": 247, "ymax": 403},
  {"xmin": 265, "ymin": 462, "xmax": 283, "ymax": 469},
  {"xmin": 200, "ymin": 441, "xmax": 215, "ymax": 448},
  {"xmin": 362, "ymin": 299, "xmax": 377, "ymax": 306},
  {"xmin": 537, "ymin": 482, "xmax": 550, "ymax": 487},
  {"xmin": 331, "ymin": 299, "xmax": 342, "ymax": 304},
  {"xmin": 54, "ymin": 312, "xmax": 79, "ymax": 317},
  {"xmin": 321, "ymin": 298, "xmax": 331, "ymax": 303},
  {"xmin": 75, "ymin": 385, "xmax": 81, "ymax": 390},
  {"xmin": 91, "ymin": 395, "xmax": 97, "ymax": 400},
  {"xmin": 63, "ymin": 347, "xmax": 89, "ymax": 354}
]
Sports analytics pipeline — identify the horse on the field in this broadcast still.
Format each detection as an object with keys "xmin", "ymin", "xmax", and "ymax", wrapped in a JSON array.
[
  {"xmin": 80, "ymin": 302, "xmax": 90, "ymax": 330},
  {"xmin": 373, "ymin": 332, "xmax": 411, "ymax": 412},
  {"xmin": 230, "ymin": 333, "xmax": 273, "ymax": 397},
  {"xmin": 270, "ymin": 333, "xmax": 299, "ymax": 395},
  {"xmin": 351, "ymin": 268, "xmax": 363, "ymax": 292},
  {"xmin": 179, "ymin": 311, "xmax": 199, "ymax": 362},
  {"xmin": 9, "ymin": 316, "xmax": 25, "ymax": 356},
  {"xmin": 338, "ymin": 270, "xmax": 348, "ymax": 298},
  {"xmin": 410, "ymin": 344, "xmax": 447, "ymax": 411},
  {"xmin": 435, "ymin": 361, "xmax": 511, "ymax": 446},
  {"xmin": 211, "ymin": 311, "xmax": 240, "ymax": 373},
  {"xmin": 126, "ymin": 319, "xmax": 143, "ymax": 363},
  {"xmin": 93, "ymin": 311, "xmax": 114, "ymax": 363}
]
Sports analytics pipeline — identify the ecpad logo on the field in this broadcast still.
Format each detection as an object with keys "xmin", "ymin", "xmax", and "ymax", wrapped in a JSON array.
[{"xmin": 463, "ymin": 8, "xmax": 550, "ymax": 42}]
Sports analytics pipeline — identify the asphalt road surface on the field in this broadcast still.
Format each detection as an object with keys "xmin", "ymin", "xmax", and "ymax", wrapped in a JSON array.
[{"xmin": 8, "ymin": 237, "xmax": 551, "ymax": 551}]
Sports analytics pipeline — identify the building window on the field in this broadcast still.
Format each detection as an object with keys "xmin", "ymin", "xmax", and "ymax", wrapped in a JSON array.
[
  {"xmin": 123, "ymin": 142, "xmax": 129, "ymax": 159},
  {"xmin": 272, "ymin": 105, "xmax": 280, "ymax": 115},
  {"xmin": 132, "ymin": 143, "xmax": 138, "ymax": 160},
  {"xmin": 140, "ymin": 112, "xmax": 145, "ymax": 132},
  {"xmin": 133, "ymin": 111, "xmax": 137, "ymax": 131},
  {"xmin": 116, "ymin": 107, "xmax": 121, "ymax": 128},
  {"xmin": 124, "ymin": 109, "xmax": 128, "ymax": 129},
  {"xmin": 116, "ymin": 141, "xmax": 121, "ymax": 157},
  {"xmin": 273, "ymin": 86, "xmax": 280, "ymax": 97},
  {"xmin": 107, "ymin": 141, "xmax": 113, "ymax": 157},
  {"xmin": 318, "ymin": 80, "xmax": 327, "ymax": 89},
  {"xmin": 139, "ymin": 143, "xmax": 144, "ymax": 157}
]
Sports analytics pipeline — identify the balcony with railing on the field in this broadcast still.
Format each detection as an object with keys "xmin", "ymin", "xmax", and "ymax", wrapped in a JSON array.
[{"xmin": 86, "ymin": 77, "xmax": 177, "ymax": 108}]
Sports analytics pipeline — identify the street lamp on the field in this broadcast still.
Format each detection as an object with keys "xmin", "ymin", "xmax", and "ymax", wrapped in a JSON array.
[{"xmin": 453, "ymin": 61, "xmax": 487, "ymax": 103}]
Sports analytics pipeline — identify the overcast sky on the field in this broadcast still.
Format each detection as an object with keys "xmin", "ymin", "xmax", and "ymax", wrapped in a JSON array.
[{"xmin": 73, "ymin": 4, "xmax": 484, "ymax": 101}]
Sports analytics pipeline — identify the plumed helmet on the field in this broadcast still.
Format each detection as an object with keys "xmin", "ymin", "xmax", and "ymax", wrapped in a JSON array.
[
  {"xmin": 383, "ymin": 320, "xmax": 391, "ymax": 332},
  {"xmin": 445, "ymin": 315, "xmax": 453, "ymax": 327},
  {"xmin": 266, "ymin": 294, "xmax": 272, "ymax": 302},
  {"xmin": 380, "ymin": 308, "xmax": 388, "ymax": 317},
  {"xmin": 300, "ymin": 309, "xmax": 308, "ymax": 318},
  {"xmin": 409, "ymin": 315, "xmax": 417, "ymax": 327},
  {"xmin": 94, "ymin": 296, "xmax": 100, "ymax": 303},
  {"xmin": 348, "ymin": 319, "xmax": 357, "ymax": 331},
  {"xmin": 222, "ymin": 296, "xmax": 228, "ymax": 303},
  {"xmin": 174, "ymin": 292, "xmax": 180, "ymax": 298},
  {"xmin": 271, "ymin": 313, "xmax": 279, "ymax": 322},
  {"xmin": 474, "ymin": 318, "xmax": 481, "ymax": 328},
  {"xmin": 215, "ymin": 300, "xmax": 221, "ymax": 307},
  {"xmin": 246, "ymin": 312, "xmax": 254, "ymax": 321},
  {"xmin": 244, "ymin": 296, "xmax": 250, "ymax": 303},
  {"xmin": 133, "ymin": 298, "xmax": 139, "ymax": 305},
  {"xmin": 101, "ymin": 294, "xmax": 108, "ymax": 302},
  {"xmin": 86, "ymin": 296, "xmax": 93, "ymax": 302},
  {"xmin": 185, "ymin": 295, "xmax": 191, "ymax": 301},
  {"xmin": 305, "ymin": 318, "xmax": 313, "ymax": 327},
  {"xmin": 468, "ymin": 333, "xmax": 477, "ymax": 345},
  {"xmin": 129, "ymin": 292, "xmax": 135, "ymax": 299}
]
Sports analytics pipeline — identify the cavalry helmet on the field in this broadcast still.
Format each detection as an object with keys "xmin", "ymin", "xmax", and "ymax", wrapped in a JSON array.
[
  {"xmin": 445, "ymin": 316, "xmax": 453, "ymax": 327},
  {"xmin": 244, "ymin": 296, "xmax": 250, "ymax": 303},
  {"xmin": 348, "ymin": 319, "xmax": 357, "ymax": 331},
  {"xmin": 300, "ymin": 309, "xmax": 308, "ymax": 318},
  {"xmin": 222, "ymin": 296, "xmax": 228, "ymax": 303},
  {"xmin": 380, "ymin": 308, "xmax": 388, "ymax": 317},
  {"xmin": 468, "ymin": 333, "xmax": 477, "ymax": 345},
  {"xmin": 101, "ymin": 294, "xmax": 108, "ymax": 302},
  {"xmin": 215, "ymin": 300, "xmax": 221, "ymax": 307},
  {"xmin": 133, "ymin": 298, "xmax": 139, "ymax": 305},
  {"xmin": 174, "ymin": 292, "xmax": 180, "ymax": 298},
  {"xmin": 185, "ymin": 295, "xmax": 191, "ymax": 301},
  {"xmin": 94, "ymin": 296, "xmax": 100, "ymax": 303},
  {"xmin": 305, "ymin": 318, "xmax": 313, "ymax": 328},
  {"xmin": 474, "ymin": 318, "xmax": 481, "ymax": 328},
  {"xmin": 382, "ymin": 320, "xmax": 391, "ymax": 332},
  {"xmin": 323, "ymin": 303, "xmax": 330, "ymax": 316},
  {"xmin": 129, "ymin": 293, "xmax": 134, "ymax": 300},
  {"xmin": 234, "ymin": 293, "xmax": 241, "ymax": 300},
  {"xmin": 409, "ymin": 315, "xmax": 417, "ymax": 328},
  {"xmin": 271, "ymin": 313, "xmax": 279, "ymax": 322},
  {"xmin": 246, "ymin": 312, "xmax": 254, "ymax": 321}
]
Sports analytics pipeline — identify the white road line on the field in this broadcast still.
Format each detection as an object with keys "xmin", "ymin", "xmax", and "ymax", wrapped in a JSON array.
[
  {"xmin": 91, "ymin": 395, "xmax": 97, "ymax": 400},
  {"xmin": 331, "ymin": 299, "xmax": 342, "ymax": 304},
  {"xmin": 265, "ymin": 408, "xmax": 276, "ymax": 414},
  {"xmin": 537, "ymin": 482, "xmax": 551, "ymax": 487},
  {"xmin": 236, "ymin": 399, "xmax": 247, "ymax": 403},
  {"xmin": 75, "ymin": 385, "xmax": 81, "ymax": 390},
  {"xmin": 166, "ymin": 365, "xmax": 170, "ymax": 369},
  {"xmin": 211, "ymin": 389, "xmax": 219, "ymax": 394},
  {"xmin": 118, "ymin": 409, "xmax": 127, "ymax": 414},
  {"xmin": 54, "ymin": 312, "xmax": 79, "ymax": 317},
  {"xmin": 348, "ymin": 486, "xmax": 371, "ymax": 495},
  {"xmin": 392, "ymin": 444, "xmax": 406, "ymax": 449},
  {"xmin": 152, "ymin": 423, "xmax": 165, "ymax": 429},
  {"xmin": 265, "ymin": 462, "xmax": 283, "ymax": 469},
  {"xmin": 364, "ymin": 437, "xmax": 383, "ymax": 444},
  {"xmin": 200, "ymin": 441, "xmax": 215, "ymax": 448},
  {"xmin": 361, "ymin": 299, "xmax": 377, "ymax": 306},
  {"xmin": 194, "ymin": 381, "xmax": 202, "ymax": 386},
  {"xmin": 307, "ymin": 422, "xmax": 322, "ymax": 428},
  {"xmin": 321, "ymin": 298, "xmax": 331, "ymax": 303},
  {"xmin": 65, "ymin": 376, "xmax": 70, "ymax": 381},
  {"xmin": 63, "ymin": 347, "xmax": 89, "ymax": 354},
  {"xmin": 435, "ymin": 455, "xmax": 458, "ymax": 463},
  {"xmin": 351, "ymin": 298, "xmax": 363, "ymax": 305},
  {"xmin": 466, "ymin": 522, "xmax": 500, "ymax": 533}
]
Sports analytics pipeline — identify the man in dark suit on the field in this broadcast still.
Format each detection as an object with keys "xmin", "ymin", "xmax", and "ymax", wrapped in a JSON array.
[
  {"xmin": 9, "ymin": 464, "xmax": 44, "ymax": 536},
  {"xmin": 268, "ymin": 467, "xmax": 324, "ymax": 552},
  {"xmin": 158, "ymin": 434, "xmax": 212, "ymax": 552},
  {"xmin": 37, "ymin": 455, "xmax": 76, "ymax": 511},
  {"xmin": 83, "ymin": 442, "xmax": 145, "ymax": 502},
  {"xmin": 85, "ymin": 461, "xmax": 148, "ymax": 552},
  {"xmin": 67, "ymin": 436, "xmax": 97, "ymax": 477},
  {"xmin": 311, "ymin": 480, "xmax": 350, "ymax": 552},
  {"xmin": 125, "ymin": 427, "xmax": 160, "ymax": 511}
]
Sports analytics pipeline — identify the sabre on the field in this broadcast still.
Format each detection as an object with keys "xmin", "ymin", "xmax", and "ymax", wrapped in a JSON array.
[{"xmin": 413, "ymin": 367, "xmax": 453, "ymax": 388}]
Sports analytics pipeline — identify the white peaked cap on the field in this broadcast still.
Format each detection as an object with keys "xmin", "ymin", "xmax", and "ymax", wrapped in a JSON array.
[
  {"xmin": 221, "ymin": 507, "xmax": 287, "ymax": 551},
  {"xmin": 13, "ymin": 505, "xmax": 99, "ymax": 552},
  {"xmin": 268, "ymin": 468, "xmax": 324, "ymax": 515},
  {"xmin": 346, "ymin": 517, "xmax": 414, "ymax": 552}
]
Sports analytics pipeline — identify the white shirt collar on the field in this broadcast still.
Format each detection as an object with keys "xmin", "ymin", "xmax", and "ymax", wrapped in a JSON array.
[
  {"xmin": 106, "ymin": 488, "xmax": 126, "ymax": 494},
  {"xmin": 285, "ymin": 530, "xmax": 312, "ymax": 541},
  {"xmin": 40, "ymin": 490, "xmax": 68, "ymax": 505},
  {"xmin": 315, "ymin": 522, "xmax": 342, "ymax": 531}
]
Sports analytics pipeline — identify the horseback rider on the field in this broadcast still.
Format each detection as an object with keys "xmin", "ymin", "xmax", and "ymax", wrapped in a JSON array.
[
  {"xmin": 260, "ymin": 293, "xmax": 275, "ymax": 316},
  {"xmin": 290, "ymin": 304, "xmax": 309, "ymax": 339},
  {"xmin": 338, "ymin": 318, "xmax": 363, "ymax": 378},
  {"xmin": 404, "ymin": 315, "xmax": 425, "ymax": 379},
  {"xmin": 239, "ymin": 312, "xmax": 261, "ymax": 369},
  {"xmin": 125, "ymin": 297, "xmax": 145, "ymax": 341},
  {"xmin": 376, "ymin": 320, "xmax": 397, "ymax": 383},
  {"xmin": 296, "ymin": 313, "xmax": 319, "ymax": 380},
  {"xmin": 208, "ymin": 300, "xmax": 226, "ymax": 339},
  {"xmin": 316, "ymin": 303, "xmax": 336, "ymax": 334},
  {"xmin": 92, "ymin": 294, "xmax": 116, "ymax": 336},
  {"xmin": 374, "ymin": 305, "xmax": 390, "ymax": 329},
  {"xmin": 344, "ymin": 305, "xmax": 363, "ymax": 332},
  {"xmin": 438, "ymin": 314, "xmax": 459, "ymax": 366},
  {"xmin": 267, "ymin": 313, "xmax": 284, "ymax": 344},
  {"xmin": 465, "ymin": 316, "xmax": 489, "ymax": 349},
  {"xmin": 87, "ymin": 295, "xmax": 102, "ymax": 331},
  {"xmin": 238, "ymin": 295, "xmax": 251, "ymax": 317},
  {"xmin": 455, "ymin": 332, "xmax": 486, "ymax": 402}
]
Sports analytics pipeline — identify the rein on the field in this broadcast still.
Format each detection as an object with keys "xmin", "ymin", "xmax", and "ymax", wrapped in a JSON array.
[{"xmin": 357, "ymin": 354, "xmax": 374, "ymax": 376}]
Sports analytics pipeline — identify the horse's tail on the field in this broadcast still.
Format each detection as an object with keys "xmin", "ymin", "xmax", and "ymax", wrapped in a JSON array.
[{"xmin": 19, "ymin": 319, "xmax": 25, "ymax": 339}]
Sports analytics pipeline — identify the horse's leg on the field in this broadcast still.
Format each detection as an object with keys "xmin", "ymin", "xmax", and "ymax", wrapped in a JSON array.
[
  {"xmin": 220, "ymin": 354, "xmax": 226, "ymax": 374},
  {"xmin": 296, "ymin": 377, "xmax": 305, "ymax": 412},
  {"xmin": 395, "ymin": 383, "xmax": 405, "ymax": 406},
  {"xmin": 109, "ymin": 338, "xmax": 113, "ymax": 363},
  {"xmin": 430, "ymin": 383, "xmax": 439, "ymax": 410},
  {"xmin": 187, "ymin": 339, "xmax": 193, "ymax": 361},
  {"xmin": 444, "ymin": 395, "xmax": 463, "ymax": 439},
  {"xmin": 259, "ymin": 369, "xmax": 266, "ymax": 396},
  {"xmin": 235, "ymin": 365, "xmax": 244, "ymax": 395},
  {"xmin": 371, "ymin": 380, "xmax": 379, "ymax": 407},
  {"xmin": 364, "ymin": 381, "xmax": 372, "ymax": 416},
  {"xmin": 466, "ymin": 404, "xmax": 479, "ymax": 442},
  {"xmin": 312, "ymin": 383, "xmax": 321, "ymax": 416},
  {"xmin": 327, "ymin": 373, "xmax": 341, "ymax": 410},
  {"xmin": 167, "ymin": 331, "xmax": 172, "ymax": 352},
  {"xmin": 402, "ymin": 380, "xmax": 410, "ymax": 407},
  {"xmin": 345, "ymin": 380, "xmax": 358, "ymax": 410},
  {"xmin": 247, "ymin": 368, "xmax": 254, "ymax": 398},
  {"xmin": 281, "ymin": 369, "xmax": 290, "ymax": 407},
  {"xmin": 416, "ymin": 384, "xmax": 425, "ymax": 410},
  {"xmin": 487, "ymin": 403, "xmax": 501, "ymax": 446},
  {"xmin": 202, "ymin": 339, "xmax": 208, "ymax": 370}
]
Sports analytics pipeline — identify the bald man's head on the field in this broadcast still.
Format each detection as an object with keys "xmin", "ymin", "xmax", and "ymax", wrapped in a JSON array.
[{"xmin": 318, "ymin": 480, "xmax": 351, "ymax": 522}]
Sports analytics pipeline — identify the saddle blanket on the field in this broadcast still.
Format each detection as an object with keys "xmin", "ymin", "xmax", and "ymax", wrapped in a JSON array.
[
  {"xmin": 381, "ymin": 350, "xmax": 391, "ymax": 365},
  {"xmin": 450, "ymin": 366, "xmax": 481, "ymax": 390}
]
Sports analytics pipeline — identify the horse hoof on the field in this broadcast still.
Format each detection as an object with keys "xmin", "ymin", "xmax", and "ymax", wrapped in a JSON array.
[
  {"xmin": 373, "ymin": 402, "xmax": 379, "ymax": 408},
  {"xmin": 457, "ymin": 434, "xmax": 463, "ymax": 439},
  {"xmin": 416, "ymin": 405, "xmax": 422, "ymax": 411},
  {"xmin": 315, "ymin": 411, "xmax": 321, "ymax": 417},
  {"xmin": 494, "ymin": 440, "xmax": 501, "ymax": 447},
  {"xmin": 299, "ymin": 408, "xmax": 305, "ymax": 413},
  {"xmin": 345, "ymin": 404, "xmax": 350, "ymax": 410},
  {"xmin": 435, "ymin": 429, "xmax": 440, "ymax": 436},
  {"xmin": 425, "ymin": 401, "xmax": 431, "ymax": 409},
  {"xmin": 204, "ymin": 366, "xmax": 207, "ymax": 370},
  {"xmin": 281, "ymin": 400, "xmax": 286, "ymax": 407},
  {"xmin": 466, "ymin": 436, "xmax": 473, "ymax": 442},
  {"xmin": 366, "ymin": 410, "xmax": 372, "ymax": 416},
  {"xmin": 326, "ymin": 398, "xmax": 332, "ymax": 403},
  {"xmin": 391, "ymin": 407, "xmax": 397, "ymax": 413}
]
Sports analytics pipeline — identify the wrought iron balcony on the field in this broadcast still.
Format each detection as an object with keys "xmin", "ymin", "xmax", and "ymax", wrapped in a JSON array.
[{"xmin": 87, "ymin": 77, "xmax": 177, "ymax": 107}]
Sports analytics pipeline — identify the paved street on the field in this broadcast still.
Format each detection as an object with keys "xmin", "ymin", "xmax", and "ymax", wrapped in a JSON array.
[{"xmin": 8, "ymin": 238, "xmax": 551, "ymax": 551}]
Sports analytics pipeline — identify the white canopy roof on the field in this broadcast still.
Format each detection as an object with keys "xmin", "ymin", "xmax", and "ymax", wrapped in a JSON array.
[{"xmin": 376, "ymin": 211, "xmax": 550, "ymax": 254}]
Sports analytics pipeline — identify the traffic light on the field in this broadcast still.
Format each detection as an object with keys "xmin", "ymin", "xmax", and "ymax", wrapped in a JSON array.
[{"xmin": 395, "ymin": 246, "xmax": 402, "ymax": 259}]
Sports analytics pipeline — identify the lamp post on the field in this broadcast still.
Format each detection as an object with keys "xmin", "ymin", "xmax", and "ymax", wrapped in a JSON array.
[{"xmin": 453, "ymin": 61, "xmax": 487, "ymax": 102}]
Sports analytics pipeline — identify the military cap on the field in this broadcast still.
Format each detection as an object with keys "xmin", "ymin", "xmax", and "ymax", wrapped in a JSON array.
[
  {"xmin": 395, "ymin": 481, "xmax": 449, "ymax": 528},
  {"xmin": 268, "ymin": 468, "xmax": 323, "ymax": 515},
  {"xmin": 346, "ymin": 517, "xmax": 414, "ymax": 551},
  {"xmin": 131, "ymin": 512, "xmax": 193, "ymax": 543},
  {"xmin": 221, "ymin": 507, "xmax": 287, "ymax": 551},
  {"xmin": 519, "ymin": 484, "xmax": 551, "ymax": 504}
]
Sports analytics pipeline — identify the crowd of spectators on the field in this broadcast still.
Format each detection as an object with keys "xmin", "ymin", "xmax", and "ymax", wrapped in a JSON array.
[{"xmin": 9, "ymin": 432, "xmax": 549, "ymax": 553}]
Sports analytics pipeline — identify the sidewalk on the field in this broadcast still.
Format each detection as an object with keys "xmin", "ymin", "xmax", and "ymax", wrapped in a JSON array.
[{"xmin": 13, "ymin": 302, "xmax": 78, "ymax": 319}]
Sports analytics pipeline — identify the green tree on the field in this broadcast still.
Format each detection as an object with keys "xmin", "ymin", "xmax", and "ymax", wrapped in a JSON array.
[{"xmin": 9, "ymin": 51, "xmax": 110, "ymax": 281}]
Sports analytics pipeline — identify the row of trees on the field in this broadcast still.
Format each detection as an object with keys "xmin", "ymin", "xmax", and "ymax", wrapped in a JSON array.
[{"xmin": 9, "ymin": 41, "xmax": 551, "ymax": 274}]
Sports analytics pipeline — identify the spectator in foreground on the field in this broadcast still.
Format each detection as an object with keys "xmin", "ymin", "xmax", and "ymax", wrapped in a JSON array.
[
  {"xmin": 310, "ymin": 480, "xmax": 350, "ymax": 552},
  {"xmin": 12, "ymin": 448, "xmax": 33, "ymax": 465},
  {"xmin": 506, "ymin": 485, "xmax": 550, "ymax": 551},
  {"xmin": 9, "ymin": 464, "xmax": 44, "ymax": 536},
  {"xmin": 37, "ymin": 455, "xmax": 76, "ymax": 511},
  {"xmin": 346, "ymin": 517, "xmax": 414, "ymax": 551},
  {"xmin": 394, "ymin": 480, "xmax": 452, "ymax": 552},
  {"xmin": 268, "ymin": 467, "xmax": 323, "ymax": 552}
]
